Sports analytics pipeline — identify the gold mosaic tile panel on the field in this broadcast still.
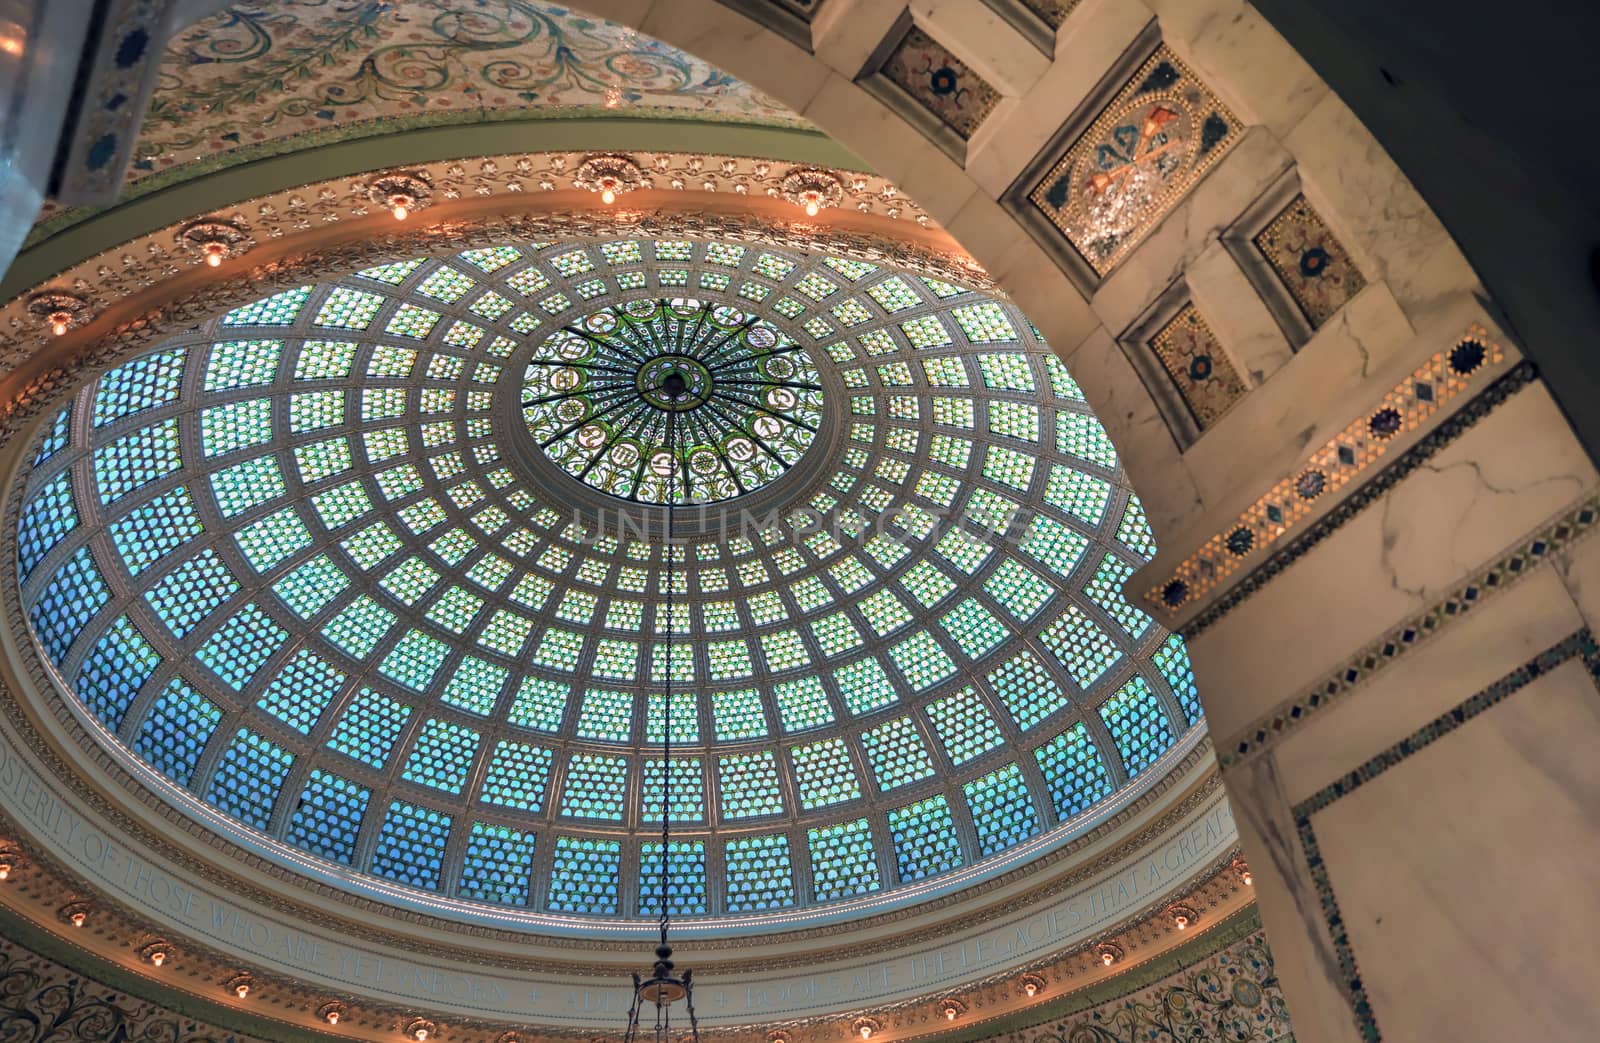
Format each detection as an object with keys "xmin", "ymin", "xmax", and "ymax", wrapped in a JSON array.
[
  {"xmin": 1253, "ymin": 195, "xmax": 1367, "ymax": 328},
  {"xmin": 1149, "ymin": 304, "xmax": 1247, "ymax": 430},
  {"xmin": 1018, "ymin": 0, "xmax": 1082, "ymax": 30},
  {"xmin": 1143, "ymin": 327, "xmax": 1505, "ymax": 614},
  {"xmin": 880, "ymin": 25, "xmax": 1002, "ymax": 140},
  {"xmin": 1028, "ymin": 47, "xmax": 1241, "ymax": 276}
]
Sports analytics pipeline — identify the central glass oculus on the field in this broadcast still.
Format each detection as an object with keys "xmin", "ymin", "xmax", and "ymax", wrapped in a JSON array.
[{"xmin": 522, "ymin": 298, "xmax": 823, "ymax": 504}]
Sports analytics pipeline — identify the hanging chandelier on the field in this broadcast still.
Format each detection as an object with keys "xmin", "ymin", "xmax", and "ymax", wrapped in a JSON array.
[{"xmin": 625, "ymin": 366, "xmax": 701, "ymax": 1043}]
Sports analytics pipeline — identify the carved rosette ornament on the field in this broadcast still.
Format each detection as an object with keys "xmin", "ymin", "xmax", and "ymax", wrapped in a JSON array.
[
  {"xmin": 780, "ymin": 167, "xmax": 845, "ymax": 217},
  {"xmin": 1094, "ymin": 941, "xmax": 1125, "ymax": 967},
  {"xmin": 177, "ymin": 218, "xmax": 251, "ymax": 267},
  {"xmin": 224, "ymin": 972, "xmax": 255, "ymax": 999},
  {"xmin": 937, "ymin": 997, "xmax": 968, "ymax": 1022},
  {"xmin": 26, "ymin": 290, "xmax": 89, "ymax": 336},
  {"xmin": 368, "ymin": 170, "xmax": 434, "ymax": 220},
  {"xmin": 849, "ymin": 1016, "xmax": 882, "ymax": 1040},
  {"xmin": 1231, "ymin": 854, "xmax": 1252, "ymax": 886},
  {"xmin": 1017, "ymin": 972, "xmax": 1046, "ymax": 998},
  {"xmin": 1166, "ymin": 903, "xmax": 1199, "ymax": 931},
  {"xmin": 574, "ymin": 153, "xmax": 647, "ymax": 203},
  {"xmin": 318, "ymin": 1001, "xmax": 348, "ymax": 1026},
  {"xmin": 405, "ymin": 1017, "xmax": 439, "ymax": 1041}
]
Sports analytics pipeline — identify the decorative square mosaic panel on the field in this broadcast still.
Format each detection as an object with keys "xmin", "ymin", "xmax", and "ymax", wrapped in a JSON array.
[
  {"xmin": 1253, "ymin": 195, "xmax": 1367, "ymax": 328},
  {"xmin": 880, "ymin": 25, "xmax": 1001, "ymax": 140},
  {"xmin": 1019, "ymin": 0, "xmax": 1081, "ymax": 29},
  {"xmin": 1148, "ymin": 304, "xmax": 1247, "ymax": 429},
  {"xmin": 1028, "ymin": 47, "xmax": 1241, "ymax": 275}
]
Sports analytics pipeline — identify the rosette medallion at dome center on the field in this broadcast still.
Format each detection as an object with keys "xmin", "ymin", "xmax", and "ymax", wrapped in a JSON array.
[{"xmin": 521, "ymin": 299, "xmax": 823, "ymax": 505}]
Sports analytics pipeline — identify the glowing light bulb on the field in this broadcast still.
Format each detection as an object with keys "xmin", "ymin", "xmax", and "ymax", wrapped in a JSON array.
[
  {"xmin": 943, "ymin": 1007, "xmax": 957, "ymax": 1022},
  {"xmin": 415, "ymin": 1029, "xmax": 428, "ymax": 1041},
  {"xmin": 1101, "ymin": 952, "xmax": 1114, "ymax": 967},
  {"xmin": 1024, "ymin": 982, "xmax": 1038, "ymax": 997},
  {"xmin": 600, "ymin": 182, "xmax": 617, "ymax": 204},
  {"xmin": 1241, "ymin": 869, "xmax": 1253, "ymax": 886},
  {"xmin": 235, "ymin": 983, "xmax": 250, "ymax": 999},
  {"xmin": 50, "ymin": 313, "xmax": 69, "ymax": 336},
  {"xmin": 858, "ymin": 1027, "xmax": 871, "ymax": 1039},
  {"xmin": 151, "ymin": 951, "xmax": 166, "ymax": 968},
  {"xmin": 1174, "ymin": 914, "xmax": 1189, "ymax": 930},
  {"xmin": 805, "ymin": 199, "xmax": 820, "ymax": 217},
  {"xmin": 389, "ymin": 194, "xmax": 413, "ymax": 221},
  {"xmin": 203, "ymin": 242, "xmax": 226, "ymax": 267},
  {"xmin": 327, "ymin": 1011, "xmax": 340, "ymax": 1026},
  {"xmin": 0, "ymin": 862, "xmax": 12, "ymax": 880},
  {"xmin": 69, "ymin": 911, "xmax": 85, "ymax": 927}
]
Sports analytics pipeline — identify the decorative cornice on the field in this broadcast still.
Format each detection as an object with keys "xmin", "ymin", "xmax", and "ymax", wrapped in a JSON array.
[
  {"xmin": 1219, "ymin": 489, "xmax": 1600, "ymax": 767},
  {"xmin": 3, "ymin": 150, "xmax": 955, "ymax": 357},
  {"xmin": 0, "ymin": 803, "xmax": 1252, "ymax": 1041}
]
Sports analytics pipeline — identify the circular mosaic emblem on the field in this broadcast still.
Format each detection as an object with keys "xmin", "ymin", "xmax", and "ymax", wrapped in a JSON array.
[
  {"xmin": 1367, "ymin": 406, "xmax": 1403, "ymax": 439},
  {"xmin": 522, "ymin": 298, "xmax": 823, "ymax": 504},
  {"xmin": 1449, "ymin": 339, "xmax": 1487, "ymax": 376}
]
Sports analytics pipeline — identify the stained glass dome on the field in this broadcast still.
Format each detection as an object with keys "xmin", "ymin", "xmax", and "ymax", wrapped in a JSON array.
[
  {"xmin": 523, "ymin": 298, "xmax": 822, "ymax": 504},
  {"xmin": 9, "ymin": 237, "xmax": 1202, "ymax": 930}
]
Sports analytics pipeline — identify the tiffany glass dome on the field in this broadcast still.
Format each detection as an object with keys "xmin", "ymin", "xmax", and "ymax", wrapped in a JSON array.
[{"xmin": 9, "ymin": 237, "xmax": 1201, "ymax": 931}]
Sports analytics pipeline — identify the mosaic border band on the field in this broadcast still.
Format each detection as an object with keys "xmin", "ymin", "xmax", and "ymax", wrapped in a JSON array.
[
  {"xmin": 1144, "ymin": 325, "xmax": 1508, "ymax": 622},
  {"xmin": 1172, "ymin": 357, "xmax": 1537, "ymax": 640},
  {"xmin": 1218, "ymin": 490, "xmax": 1600, "ymax": 767},
  {"xmin": 1292, "ymin": 627, "xmax": 1600, "ymax": 1042}
]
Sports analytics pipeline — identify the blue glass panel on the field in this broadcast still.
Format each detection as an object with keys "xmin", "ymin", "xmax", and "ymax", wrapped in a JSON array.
[
  {"xmin": 724, "ymin": 834, "xmax": 795, "ymax": 912},
  {"xmin": 94, "ymin": 419, "xmax": 181, "ymax": 505},
  {"xmin": 559, "ymin": 753, "xmax": 628, "ymax": 821},
  {"xmin": 16, "ymin": 470, "xmax": 78, "ymax": 580},
  {"xmin": 107, "ymin": 485, "xmax": 201, "ymax": 576},
  {"xmin": 401, "ymin": 718, "xmax": 480, "ymax": 794},
  {"xmin": 325, "ymin": 687, "xmax": 411, "ymax": 768},
  {"xmin": 257, "ymin": 649, "xmax": 345, "ymax": 734},
  {"xmin": 144, "ymin": 549, "xmax": 238, "ymax": 638},
  {"xmin": 963, "ymin": 763, "xmax": 1040, "ymax": 856},
  {"xmin": 1153, "ymin": 634, "xmax": 1203, "ymax": 725},
  {"xmin": 887, "ymin": 795, "xmax": 962, "ymax": 882},
  {"xmin": 479, "ymin": 741, "xmax": 553, "ymax": 812},
  {"xmin": 807, "ymin": 819, "xmax": 881, "ymax": 901},
  {"xmin": 194, "ymin": 603, "xmax": 286, "ymax": 690},
  {"xmin": 371, "ymin": 801, "xmax": 452, "ymax": 890},
  {"xmin": 73, "ymin": 615, "xmax": 160, "ymax": 730},
  {"xmin": 1098, "ymin": 676, "xmax": 1174, "ymax": 778},
  {"xmin": 93, "ymin": 349, "xmax": 186, "ymax": 427},
  {"xmin": 132, "ymin": 678, "xmax": 221, "ymax": 786},
  {"xmin": 459, "ymin": 822, "xmax": 535, "ymax": 906},
  {"xmin": 29, "ymin": 546, "xmax": 108, "ymax": 664},
  {"xmin": 547, "ymin": 836, "xmax": 620, "ymax": 914},
  {"xmin": 204, "ymin": 729, "xmax": 293, "ymax": 830},
  {"xmin": 638, "ymin": 840, "xmax": 708, "ymax": 915},
  {"xmin": 1034, "ymin": 722, "xmax": 1114, "ymax": 820},
  {"xmin": 285, "ymin": 769, "xmax": 370, "ymax": 864}
]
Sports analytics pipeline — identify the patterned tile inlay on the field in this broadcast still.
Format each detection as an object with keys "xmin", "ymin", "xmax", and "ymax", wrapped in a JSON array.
[
  {"xmin": 1149, "ymin": 304, "xmax": 1247, "ymax": 430},
  {"xmin": 1219, "ymin": 492, "xmax": 1600, "ymax": 767},
  {"xmin": 1027, "ymin": 47, "xmax": 1241, "ymax": 276},
  {"xmin": 1016, "ymin": 0, "xmax": 1083, "ymax": 31},
  {"xmin": 1292, "ymin": 627, "xmax": 1600, "ymax": 1042},
  {"xmin": 880, "ymin": 25, "xmax": 1002, "ymax": 140},
  {"xmin": 1254, "ymin": 195, "xmax": 1367, "ymax": 329},
  {"xmin": 1145, "ymin": 327, "xmax": 1506, "ymax": 616}
]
